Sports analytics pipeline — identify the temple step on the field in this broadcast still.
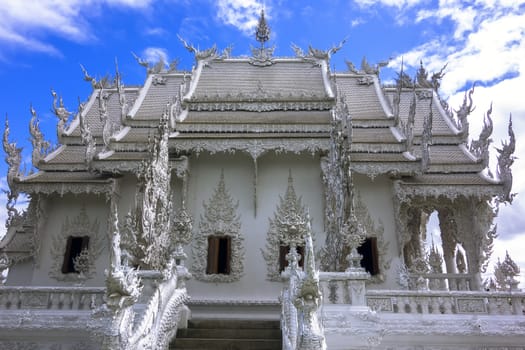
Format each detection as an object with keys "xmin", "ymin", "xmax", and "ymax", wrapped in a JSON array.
[{"xmin": 171, "ymin": 319, "xmax": 282, "ymax": 350}]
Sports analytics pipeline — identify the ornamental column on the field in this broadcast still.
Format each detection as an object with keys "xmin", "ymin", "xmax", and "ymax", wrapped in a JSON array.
[{"xmin": 438, "ymin": 208, "xmax": 458, "ymax": 275}]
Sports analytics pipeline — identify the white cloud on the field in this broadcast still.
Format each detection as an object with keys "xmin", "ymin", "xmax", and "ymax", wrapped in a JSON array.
[
  {"xmin": 385, "ymin": 0, "xmax": 525, "ymax": 95},
  {"xmin": 145, "ymin": 27, "xmax": 168, "ymax": 37},
  {"xmin": 142, "ymin": 47, "xmax": 169, "ymax": 64},
  {"xmin": 353, "ymin": 0, "xmax": 424, "ymax": 9},
  {"xmin": 0, "ymin": 0, "xmax": 155, "ymax": 55},
  {"xmin": 385, "ymin": 0, "xmax": 525, "ymax": 289},
  {"xmin": 216, "ymin": 0, "xmax": 266, "ymax": 35}
]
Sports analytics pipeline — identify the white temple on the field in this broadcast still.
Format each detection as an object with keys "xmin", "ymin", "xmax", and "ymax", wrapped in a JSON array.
[{"xmin": 0, "ymin": 12, "xmax": 523, "ymax": 350}]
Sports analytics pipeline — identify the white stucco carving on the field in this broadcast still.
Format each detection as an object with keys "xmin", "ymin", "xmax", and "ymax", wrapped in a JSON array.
[
  {"xmin": 49, "ymin": 207, "xmax": 104, "ymax": 282},
  {"xmin": 191, "ymin": 171, "xmax": 244, "ymax": 283}
]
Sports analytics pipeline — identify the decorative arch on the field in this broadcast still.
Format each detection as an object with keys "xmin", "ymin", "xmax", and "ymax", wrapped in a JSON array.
[
  {"xmin": 191, "ymin": 171, "xmax": 244, "ymax": 282},
  {"xmin": 49, "ymin": 206, "xmax": 104, "ymax": 282},
  {"xmin": 354, "ymin": 192, "xmax": 390, "ymax": 284},
  {"xmin": 262, "ymin": 171, "xmax": 311, "ymax": 281}
]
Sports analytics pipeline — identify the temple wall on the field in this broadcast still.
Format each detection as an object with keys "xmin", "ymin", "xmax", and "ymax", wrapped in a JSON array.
[
  {"xmin": 184, "ymin": 151, "xmax": 325, "ymax": 301},
  {"xmin": 5, "ymin": 261, "xmax": 33, "ymax": 285},
  {"xmin": 354, "ymin": 174, "xmax": 401, "ymax": 289},
  {"xmin": 28, "ymin": 194, "xmax": 109, "ymax": 287}
]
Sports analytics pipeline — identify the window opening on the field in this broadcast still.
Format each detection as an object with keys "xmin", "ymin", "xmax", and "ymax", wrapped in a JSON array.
[
  {"xmin": 61, "ymin": 236, "xmax": 89, "ymax": 274},
  {"xmin": 206, "ymin": 236, "xmax": 231, "ymax": 275},
  {"xmin": 279, "ymin": 245, "xmax": 305, "ymax": 272},
  {"xmin": 357, "ymin": 237, "xmax": 379, "ymax": 275}
]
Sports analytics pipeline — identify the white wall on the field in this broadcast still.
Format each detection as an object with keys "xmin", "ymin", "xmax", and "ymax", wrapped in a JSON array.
[
  {"xmin": 354, "ymin": 174, "xmax": 401, "ymax": 289},
  {"xmin": 29, "ymin": 194, "xmax": 109, "ymax": 287},
  {"xmin": 185, "ymin": 151, "xmax": 325, "ymax": 301}
]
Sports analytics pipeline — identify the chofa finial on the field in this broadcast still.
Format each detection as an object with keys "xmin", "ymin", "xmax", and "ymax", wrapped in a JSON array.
[{"xmin": 255, "ymin": 9, "xmax": 270, "ymax": 48}]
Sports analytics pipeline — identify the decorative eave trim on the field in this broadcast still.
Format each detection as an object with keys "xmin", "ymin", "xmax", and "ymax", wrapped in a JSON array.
[
  {"xmin": 169, "ymin": 138, "xmax": 330, "ymax": 159},
  {"xmin": 426, "ymin": 163, "xmax": 484, "ymax": 174},
  {"xmin": 0, "ymin": 226, "xmax": 33, "ymax": 263},
  {"xmin": 38, "ymin": 162, "xmax": 88, "ymax": 172},
  {"xmin": 320, "ymin": 59, "xmax": 335, "ymax": 98},
  {"xmin": 185, "ymin": 99, "xmax": 334, "ymax": 113},
  {"xmin": 176, "ymin": 108, "xmax": 189, "ymax": 122},
  {"xmin": 389, "ymin": 126, "xmax": 406, "ymax": 142},
  {"xmin": 413, "ymin": 134, "xmax": 464, "ymax": 144},
  {"xmin": 393, "ymin": 179, "xmax": 503, "ymax": 202},
  {"xmin": 374, "ymin": 75, "xmax": 394, "ymax": 118},
  {"xmin": 127, "ymin": 74, "xmax": 153, "ymax": 119},
  {"xmin": 350, "ymin": 143, "xmax": 405, "ymax": 153},
  {"xmin": 353, "ymin": 119, "xmax": 396, "ymax": 128},
  {"xmin": 91, "ymin": 160, "xmax": 140, "ymax": 173},
  {"xmin": 91, "ymin": 157, "xmax": 188, "ymax": 177},
  {"xmin": 182, "ymin": 60, "xmax": 205, "ymax": 102},
  {"xmin": 187, "ymin": 298, "xmax": 279, "ymax": 306},
  {"xmin": 63, "ymin": 91, "xmax": 98, "ymax": 137},
  {"xmin": 459, "ymin": 143, "xmax": 479, "ymax": 162},
  {"xmin": 42, "ymin": 144, "xmax": 66, "ymax": 163},
  {"xmin": 112, "ymin": 125, "xmax": 131, "ymax": 142},
  {"xmin": 479, "ymin": 170, "xmax": 501, "ymax": 184},
  {"xmin": 16, "ymin": 177, "xmax": 118, "ymax": 198},
  {"xmin": 96, "ymin": 149, "xmax": 115, "ymax": 160},
  {"xmin": 350, "ymin": 162, "xmax": 420, "ymax": 178},
  {"xmin": 434, "ymin": 90, "xmax": 461, "ymax": 134},
  {"xmin": 176, "ymin": 123, "xmax": 331, "ymax": 134}
]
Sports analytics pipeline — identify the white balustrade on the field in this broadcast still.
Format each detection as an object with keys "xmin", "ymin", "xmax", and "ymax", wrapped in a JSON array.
[
  {"xmin": 410, "ymin": 273, "xmax": 474, "ymax": 291},
  {"xmin": 366, "ymin": 290, "xmax": 525, "ymax": 315},
  {"xmin": 0, "ymin": 286, "xmax": 105, "ymax": 310}
]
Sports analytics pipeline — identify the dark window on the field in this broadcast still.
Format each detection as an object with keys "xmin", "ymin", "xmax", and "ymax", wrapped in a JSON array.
[
  {"xmin": 206, "ymin": 236, "xmax": 231, "ymax": 274},
  {"xmin": 62, "ymin": 236, "xmax": 89, "ymax": 274},
  {"xmin": 357, "ymin": 237, "xmax": 379, "ymax": 275},
  {"xmin": 279, "ymin": 245, "xmax": 305, "ymax": 272}
]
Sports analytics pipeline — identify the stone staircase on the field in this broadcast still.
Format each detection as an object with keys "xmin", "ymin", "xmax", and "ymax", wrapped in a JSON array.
[{"xmin": 171, "ymin": 319, "xmax": 282, "ymax": 350}]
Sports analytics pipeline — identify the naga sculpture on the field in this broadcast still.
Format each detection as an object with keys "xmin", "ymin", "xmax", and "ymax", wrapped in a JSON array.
[
  {"xmin": 51, "ymin": 89, "xmax": 72, "ymax": 142},
  {"xmin": 496, "ymin": 116, "xmax": 516, "ymax": 203},
  {"xmin": 29, "ymin": 105, "xmax": 51, "ymax": 168}
]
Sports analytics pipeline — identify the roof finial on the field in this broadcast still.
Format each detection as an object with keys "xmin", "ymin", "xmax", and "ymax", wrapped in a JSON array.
[{"xmin": 255, "ymin": 9, "xmax": 270, "ymax": 48}]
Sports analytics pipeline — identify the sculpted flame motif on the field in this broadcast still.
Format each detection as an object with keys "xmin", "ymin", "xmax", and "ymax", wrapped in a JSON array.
[
  {"xmin": 262, "ymin": 171, "xmax": 311, "ymax": 281},
  {"xmin": 192, "ymin": 170, "xmax": 244, "ymax": 283},
  {"xmin": 121, "ymin": 106, "xmax": 175, "ymax": 270}
]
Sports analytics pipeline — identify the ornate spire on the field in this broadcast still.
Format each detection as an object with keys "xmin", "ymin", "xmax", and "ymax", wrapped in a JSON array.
[
  {"xmin": 255, "ymin": 9, "xmax": 270, "ymax": 47},
  {"xmin": 250, "ymin": 9, "xmax": 274, "ymax": 66}
]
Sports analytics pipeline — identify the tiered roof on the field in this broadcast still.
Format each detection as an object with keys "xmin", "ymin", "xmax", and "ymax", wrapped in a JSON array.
[{"xmin": 2, "ymin": 36, "xmax": 511, "ymax": 202}]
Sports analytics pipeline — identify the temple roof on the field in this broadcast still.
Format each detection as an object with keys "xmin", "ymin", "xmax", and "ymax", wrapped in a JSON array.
[
  {"xmin": 9, "ymin": 44, "xmax": 504, "ymax": 195},
  {"xmin": 187, "ymin": 59, "xmax": 332, "ymax": 103}
]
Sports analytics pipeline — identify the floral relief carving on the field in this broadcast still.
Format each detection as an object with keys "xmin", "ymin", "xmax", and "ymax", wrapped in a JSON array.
[
  {"xmin": 262, "ymin": 171, "xmax": 312, "ymax": 281},
  {"xmin": 355, "ymin": 192, "xmax": 391, "ymax": 284},
  {"xmin": 191, "ymin": 171, "xmax": 244, "ymax": 282},
  {"xmin": 49, "ymin": 206, "xmax": 105, "ymax": 282},
  {"xmin": 367, "ymin": 297, "xmax": 393, "ymax": 312},
  {"xmin": 456, "ymin": 298, "xmax": 487, "ymax": 313},
  {"xmin": 171, "ymin": 138, "xmax": 329, "ymax": 160}
]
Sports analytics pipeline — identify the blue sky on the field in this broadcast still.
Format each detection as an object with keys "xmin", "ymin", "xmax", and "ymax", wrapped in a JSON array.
[{"xmin": 1, "ymin": 0, "xmax": 524, "ymax": 285}]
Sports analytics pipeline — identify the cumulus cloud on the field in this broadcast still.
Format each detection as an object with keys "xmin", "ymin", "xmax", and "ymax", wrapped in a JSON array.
[
  {"xmin": 377, "ymin": 0, "xmax": 525, "ymax": 285},
  {"xmin": 142, "ymin": 47, "xmax": 169, "ymax": 64},
  {"xmin": 353, "ymin": 0, "xmax": 424, "ymax": 10},
  {"xmin": 397, "ymin": 0, "xmax": 525, "ymax": 96},
  {"xmin": 215, "ymin": 0, "xmax": 265, "ymax": 36},
  {"xmin": 0, "ymin": 0, "xmax": 155, "ymax": 55}
]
